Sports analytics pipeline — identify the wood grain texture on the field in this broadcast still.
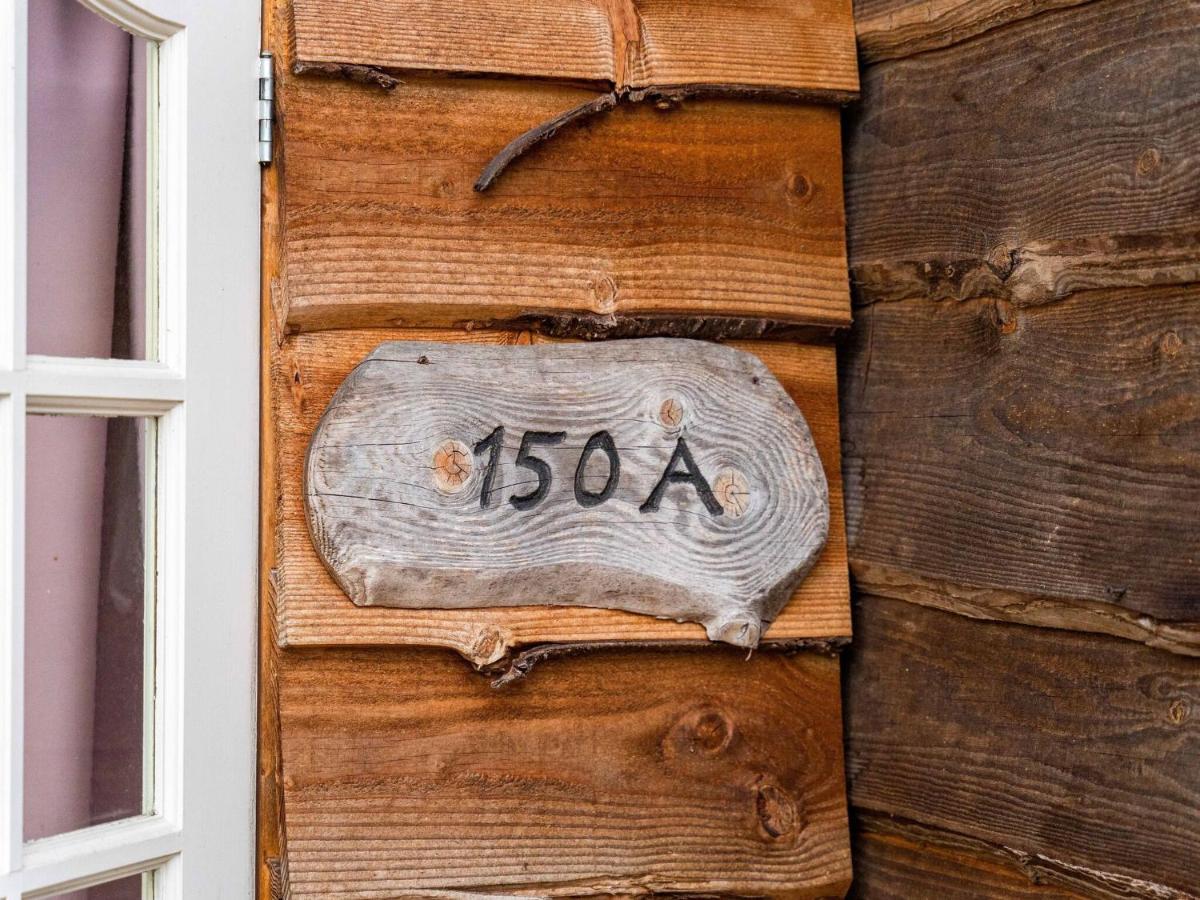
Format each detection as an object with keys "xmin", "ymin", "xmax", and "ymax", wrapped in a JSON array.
[
  {"xmin": 850, "ymin": 821, "xmax": 1090, "ymax": 899},
  {"xmin": 290, "ymin": 0, "xmax": 858, "ymax": 96},
  {"xmin": 281, "ymin": 645, "xmax": 852, "ymax": 898},
  {"xmin": 291, "ymin": 0, "xmax": 615, "ymax": 83},
  {"xmin": 845, "ymin": 0, "xmax": 1200, "ymax": 306},
  {"xmin": 839, "ymin": 285, "xmax": 1200, "ymax": 631},
  {"xmin": 627, "ymin": 0, "xmax": 858, "ymax": 94},
  {"xmin": 275, "ymin": 329, "xmax": 851, "ymax": 661},
  {"xmin": 259, "ymin": 4, "xmax": 286, "ymax": 893},
  {"xmin": 845, "ymin": 595, "xmax": 1200, "ymax": 897},
  {"xmin": 305, "ymin": 339, "xmax": 829, "ymax": 648},
  {"xmin": 277, "ymin": 58, "xmax": 852, "ymax": 333},
  {"xmin": 853, "ymin": 0, "xmax": 1091, "ymax": 63}
]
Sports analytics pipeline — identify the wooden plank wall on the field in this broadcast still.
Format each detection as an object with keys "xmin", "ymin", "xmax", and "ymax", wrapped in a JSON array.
[
  {"xmin": 259, "ymin": 1, "xmax": 858, "ymax": 896},
  {"xmin": 840, "ymin": 0, "xmax": 1200, "ymax": 896}
]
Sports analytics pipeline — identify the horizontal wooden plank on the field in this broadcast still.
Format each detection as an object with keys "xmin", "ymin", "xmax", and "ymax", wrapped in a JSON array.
[
  {"xmin": 845, "ymin": 595, "xmax": 1200, "ymax": 896},
  {"xmin": 281, "ymin": 645, "xmax": 851, "ymax": 898},
  {"xmin": 291, "ymin": 0, "xmax": 615, "ymax": 83},
  {"xmin": 278, "ymin": 66, "xmax": 853, "ymax": 333},
  {"xmin": 850, "ymin": 821, "xmax": 1088, "ymax": 899},
  {"xmin": 628, "ymin": 0, "xmax": 858, "ymax": 94},
  {"xmin": 846, "ymin": 0, "xmax": 1200, "ymax": 305},
  {"xmin": 290, "ymin": 0, "xmax": 858, "ymax": 96},
  {"xmin": 839, "ymin": 285, "xmax": 1200, "ymax": 629},
  {"xmin": 274, "ymin": 329, "xmax": 851, "ymax": 660},
  {"xmin": 852, "ymin": 0, "xmax": 1091, "ymax": 63}
]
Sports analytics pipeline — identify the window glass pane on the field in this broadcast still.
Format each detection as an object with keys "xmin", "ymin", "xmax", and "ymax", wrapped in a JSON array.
[
  {"xmin": 24, "ymin": 414, "xmax": 154, "ymax": 841},
  {"xmin": 27, "ymin": 0, "xmax": 155, "ymax": 360},
  {"xmin": 38, "ymin": 870, "xmax": 154, "ymax": 900}
]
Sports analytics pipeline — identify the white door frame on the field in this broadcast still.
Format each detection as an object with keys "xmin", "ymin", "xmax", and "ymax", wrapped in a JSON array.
[{"xmin": 0, "ymin": 0, "xmax": 259, "ymax": 895}]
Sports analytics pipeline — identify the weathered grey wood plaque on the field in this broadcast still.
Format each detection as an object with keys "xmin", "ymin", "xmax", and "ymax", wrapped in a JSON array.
[{"xmin": 304, "ymin": 339, "xmax": 829, "ymax": 648}]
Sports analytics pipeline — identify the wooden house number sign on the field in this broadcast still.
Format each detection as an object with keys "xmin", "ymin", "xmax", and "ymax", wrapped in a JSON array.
[{"xmin": 304, "ymin": 338, "xmax": 829, "ymax": 648}]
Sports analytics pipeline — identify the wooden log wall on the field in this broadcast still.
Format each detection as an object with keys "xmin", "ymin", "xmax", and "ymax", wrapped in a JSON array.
[{"xmin": 841, "ymin": 0, "xmax": 1200, "ymax": 896}]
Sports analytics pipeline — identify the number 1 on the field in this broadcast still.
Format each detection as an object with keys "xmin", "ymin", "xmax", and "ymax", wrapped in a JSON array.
[{"xmin": 473, "ymin": 425, "xmax": 504, "ymax": 508}]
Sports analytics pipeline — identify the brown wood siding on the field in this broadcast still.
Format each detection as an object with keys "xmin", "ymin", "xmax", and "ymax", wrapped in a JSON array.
[
  {"xmin": 281, "ymin": 646, "xmax": 851, "ymax": 898},
  {"xmin": 842, "ymin": 0, "xmax": 1200, "ymax": 894},
  {"xmin": 278, "ymin": 70, "xmax": 853, "ymax": 334},
  {"xmin": 290, "ymin": 0, "xmax": 860, "ymax": 95},
  {"xmin": 261, "ymin": 0, "xmax": 856, "ymax": 894}
]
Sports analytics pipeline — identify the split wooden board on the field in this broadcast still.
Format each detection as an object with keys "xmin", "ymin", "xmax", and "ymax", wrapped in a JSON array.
[{"xmin": 273, "ymin": 329, "xmax": 851, "ymax": 664}]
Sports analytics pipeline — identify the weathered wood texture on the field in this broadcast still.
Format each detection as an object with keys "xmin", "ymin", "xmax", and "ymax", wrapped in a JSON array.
[
  {"xmin": 846, "ymin": 596, "xmax": 1200, "ymax": 898},
  {"xmin": 276, "ymin": 329, "xmax": 852, "ymax": 661},
  {"xmin": 853, "ymin": 0, "xmax": 1091, "ymax": 63},
  {"xmin": 276, "ymin": 45, "xmax": 853, "ymax": 333},
  {"xmin": 291, "ymin": 0, "xmax": 859, "ymax": 95},
  {"xmin": 846, "ymin": 0, "xmax": 1200, "ymax": 306},
  {"xmin": 280, "ymin": 646, "xmax": 852, "ymax": 898},
  {"xmin": 306, "ymin": 339, "xmax": 829, "ymax": 648},
  {"xmin": 850, "ymin": 821, "xmax": 1090, "ymax": 899},
  {"xmin": 841, "ymin": 0, "xmax": 1200, "ymax": 895},
  {"xmin": 839, "ymin": 285, "xmax": 1200, "ymax": 649}
]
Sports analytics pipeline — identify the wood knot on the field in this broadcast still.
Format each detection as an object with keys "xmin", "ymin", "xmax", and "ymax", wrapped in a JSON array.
[
  {"xmin": 464, "ymin": 624, "xmax": 512, "ymax": 668},
  {"xmin": 590, "ymin": 275, "xmax": 619, "ymax": 313},
  {"xmin": 993, "ymin": 298, "xmax": 1018, "ymax": 335},
  {"xmin": 753, "ymin": 776, "xmax": 802, "ymax": 841},
  {"xmin": 786, "ymin": 172, "xmax": 813, "ymax": 202},
  {"xmin": 1136, "ymin": 147, "xmax": 1162, "ymax": 177},
  {"xmin": 986, "ymin": 242, "xmax": 1017, "ymax": 279},
  {"xmin": 659, "ymin": 397, "xmax": 684, "ymax": 428},
  {"xmin": 713, "ymin": 469, "xmax": 750, "ymax": 518},
  {"xmin": 1158, "ymin": 331, "xmax": 1183, "ymax": 359},
  {"xmin": 1168, "ymin": 699, "xmax": 1190, "ymax": 725},
  {"xmin": 662, "ymin": 705, "xmax": 736, "ymax": 761},
  {"xmin": 417, "ymin": 354, "xmax": 431, "ymax": 364},
  {"xmin": 432, "ymin": 440, "xmax": 472, "ymax": 492}
]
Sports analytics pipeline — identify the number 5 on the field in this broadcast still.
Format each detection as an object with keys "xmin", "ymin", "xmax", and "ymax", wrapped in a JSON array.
[{"xmin": 510, "ymin": 430, "xmax": 566, "ymax": 511}]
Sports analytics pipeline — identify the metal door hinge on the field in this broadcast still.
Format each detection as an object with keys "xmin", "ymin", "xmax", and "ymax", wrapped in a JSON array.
[{"xmin": 258, "ymin": 52, "xmax": 274, "ymax": 164}]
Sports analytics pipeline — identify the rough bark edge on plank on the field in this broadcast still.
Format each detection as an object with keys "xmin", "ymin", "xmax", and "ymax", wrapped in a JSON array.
[
  {"xmin": 291, "ymin": 59, "xmax": 401, "ymax": 90},
  {"xmin": 476, "ymin": 84, "xmax": 859, "ymax": 191},
  {"xmin": 265, "ymin": 856, "xmax": 290, "ymax": 900},
  {"xmin": 849, "ymin": 229, "xmax": 1200, "ymax": 308},
  {"xmin": 854, "ymin": 811, "xmax": 1192, "ymax": 900},
  {"xmin": 481, "ymin": 636, "xmax": 850, "ymax": 688},
  {"xmin": 851, "ymin": 560, "xmax": 1200, "ymax": 658},
  {"xmin": 475, "ymin": 313, "xmax": 846, "ymax": 342}
]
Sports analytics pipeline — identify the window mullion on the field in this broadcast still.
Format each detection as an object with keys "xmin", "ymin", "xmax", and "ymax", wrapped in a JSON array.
[
  {"xmin": 9, "ymin": 815, "xmax": 179, "ymax": 897},
  {"xmin": 23, "ymin": 357, "xmax": 185, "ymax": 415},
  {"xmin": 0, "ymin": 387, "xmax": 26, "ymax": 881}
]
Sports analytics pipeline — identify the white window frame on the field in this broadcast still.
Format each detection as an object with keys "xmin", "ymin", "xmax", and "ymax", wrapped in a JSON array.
[{"xmin": 0, "ymin": 0, "xmax": 258, "ymax": 895}]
